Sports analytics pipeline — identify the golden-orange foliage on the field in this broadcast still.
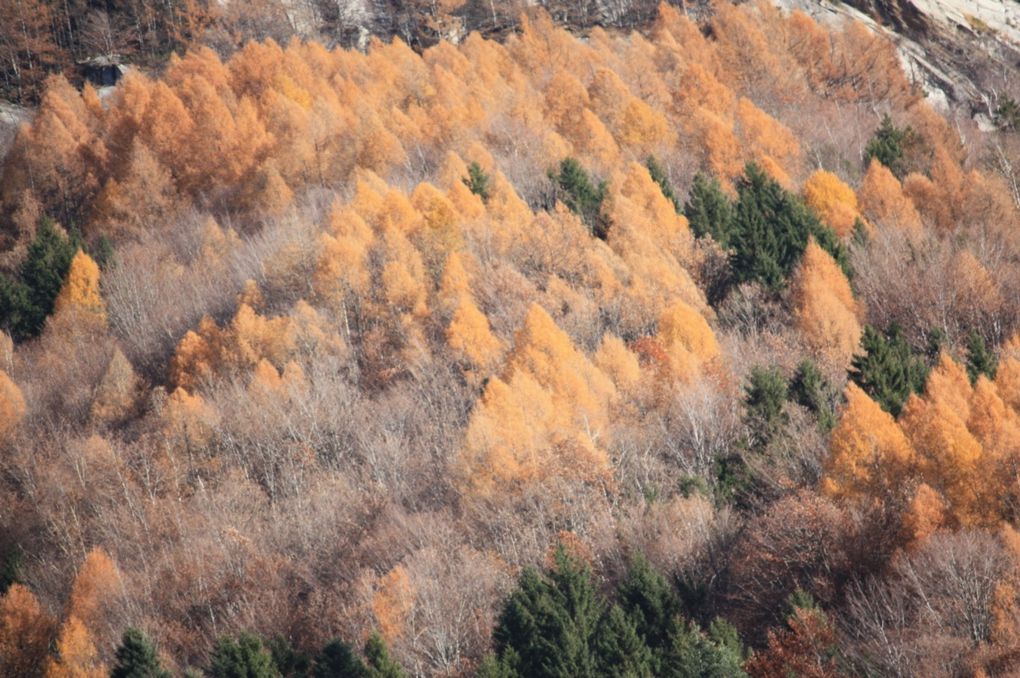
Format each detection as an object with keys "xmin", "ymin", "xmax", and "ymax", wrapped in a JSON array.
[
  {"xmin": 0, "ymin": 370, "xmax": 26, "ymax": 440},
  {"xmin": 857, "ymin": 159, "xmax": 923, "ymax": 238},
  {"xmin": 45, "ymin": 615, "xmax": 105, "ymax": 678},
  {"xmin": 802, "ymin": 169, "xmax": 861, "ymax": 239},
  {"xmin": 0, "ymin": 584, "xmax": 55, "ymax": 677},
  {"xmin": 791, "ymin": 240, "xmax": 861, "ymax": 370},
  {"xmin": 53, "ymin": 251, "xmax": 106, "ymax": 324},
  {"xmin": 447, "ymin": 299, "xmax": 503, "ymax": 372},
  {"xmin": 67, "ymin": 548, "xmax": 120, "ymax": 628},
  {"xmin": 823, "ymin": 383, "xmax": 915, "ymax": 503},
  {"xmin": 655, "ymin": 300, "xmax": 720, "ymax": 382},
  {"xmin": 372, "ymin": 565, "xmax": 416, "ymax": 643}
]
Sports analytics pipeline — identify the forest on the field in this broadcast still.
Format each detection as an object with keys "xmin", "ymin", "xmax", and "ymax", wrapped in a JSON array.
[{"xmin": 3, "ymin": 0, "xmax": 1020, "ymax": 676}]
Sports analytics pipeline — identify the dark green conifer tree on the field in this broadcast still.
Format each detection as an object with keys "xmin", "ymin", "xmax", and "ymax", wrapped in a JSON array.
[
  {"xmin": 789, "ymin": 359, "xmax": 836, "ymax": 430},
  {"xmin": 683, "ymin": 172, "xmax": 735, "ymax": 247},
  {"xmin": 314, "ymin": 639, "xmax": 368, "ymax": 678},
  {"xmin": 463, "ymin": 161, "xmax": 491, "ymax": 203},
  {"xmin": 646, "ymin": 156, "xmax": 681, "ymax": 212},
  {"xmin": 492, "ymin": 546, "xmax": 605, "ymax": 678},
  {"xmin": 210, "ymin": 633, "xmax": 279, "ymax": 678},
  {"xmin": 0, "ymin": 217, "xmax": 76, "ymax": 341},
  {"xmin": 595, "ymin": 605, "xmax": 655, "ymax": 678},
  {"xmin": 111, "ymin": 628, "xmax": 171, "ymax": 678},
  {"xmin": 966, "ymin": 331, "xmax": 997, "ymax": 383},
  {"xmin": 363, "ymin": 633, "xmax": 405, "ymax": 678},
  {"xmin": 730, "ymin": 164, "xmax": 848, "ymax": 291},
  {"xmin": 659, "ymin": 619, "xmax": 747, "ymax": 678},
  {"xmin": 549, "ymin": 158, "xmax": 609, "ymax": 240},
  {"xmin": 850, "ymin": 325, "xmax": 929, "ymax": 416},
  {"xmin": 745, "ymin": 366, "xmax": 789, "ymax": 449},
  {"xmin": 864, "ymin": 114, "xmax": 913, "ymax": 177}
]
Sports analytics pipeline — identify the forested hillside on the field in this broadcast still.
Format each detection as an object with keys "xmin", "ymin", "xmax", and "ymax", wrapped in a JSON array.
[{"xmin": 3, "ymin": 1, "xmax": 1020, "ymax": 676}]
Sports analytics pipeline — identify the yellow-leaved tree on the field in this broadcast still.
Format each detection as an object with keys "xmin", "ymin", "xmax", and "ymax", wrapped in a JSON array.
[
  {"xmin": 802, "ymin": 169, "xmax": 862, "ymax": 239},
  {"xmin": 790, "ymin": 240, "xmax": 861, "ymax": 370},
  {"xmin": 823, "ymin": 383, "xmax": 916, "ymax": 506},
  {"xmin": 457, "ymin": 305, "xmax": 615, "ymax": 496},
  {"xmin": 53, "ymin": 251, "xmax": 106, "ymax": 324}
]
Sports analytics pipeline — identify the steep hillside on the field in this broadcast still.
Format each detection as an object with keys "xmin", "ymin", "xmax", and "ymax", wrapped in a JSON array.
[{"xmin": 2, "ymin": 2, "xmax": 1020, "ymax": 677}]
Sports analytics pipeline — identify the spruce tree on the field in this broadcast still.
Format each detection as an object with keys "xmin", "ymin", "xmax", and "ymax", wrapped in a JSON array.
[
  {"xmin": 210, "ymin": 633, "xmax": 279, "ymax": 678},
  {"xmin": 646, "ymin": 156, "xmax": 681, "ymax": 213},
  {"xmin": 594, "ymin": 605, "xmax": 655, "ymax": 678},
  {"xmin": 463, "ymin": 162, "xmax": 491, "ymax": 203},
  {"xmin": 314, "ymin": 639, "xmax": 368, "ymax": 678},
  {"xmin": 659, "ymin": 619, "xmax": 747, "ymax": 678},
  {"xmin": 683, "ymin": 172, "xmax": 735, "ymax": 247},
  {"xmin": 850, "ymin": 325, "xmax": 929, "ymax": 416},
  {"xmin": 745, "ymin": 366, "xmax": 789, "ymax": 449},
  {"xmin": 0, "ymin": 217, "xmax": 76, "ymax": 341},
  {"xmin": 966, "ymin": 331, "xmax": 997, "ymax": 383},
  {"xmin": 363, "ymin": 633, "xmax": 405, "ymax": 678},
  {"xmin": 730, "ymin": 163, "xmax": 848, "ymax": 291},
  {"xmin": 111, "ymin": 628, "xmax": 171, "ymax": 678},
  {"xmin": 864, "ymin": 114, "xmax": 913, "ymax": 177},
  {"xmin": 492, "ymin": 546, "xmax": 605, "ymax": 678},
  {"xmin": 616, "ymin": 555, "xmax": 679, "ymax": 655},
  {"xmin": 549, "ymin": 158, "xmax": 609, "ymax": 240},
  {"xmin": 789, "ymin": 359, "xmax": 836, "ymax": 430}
]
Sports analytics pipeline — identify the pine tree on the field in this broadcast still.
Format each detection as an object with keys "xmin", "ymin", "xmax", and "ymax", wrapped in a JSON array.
[
  {"xmin": 595, "ymin": 606, "xmax": 655, "ymax": 678},
  {"xmin": 314, "ymin": 639, "xmax": 368, "ymax": 678},
  {"xmin": 210, "ymin": 633, "xmax": 279, "ymax": 678},
  {"xmin": 659, "ymin": 618, "xmax": 747, "ymax": 678},
  {"xmin": 745, "ymin": 366, "xmax": 789, "ymax": 449},
  {"xmin": 730, "ymin": 163, "xmax": 847, "ymax": 291},
  {"xmin": 683, "ymin": 172, "xmax": 735, "ymax": 247},
  {"xmin": 850, "ymin": 325, "xmax": 929, "ymax": 416},
  {"xmin": 0, "ymin": 217, "xmax": 76, "ymax": 340},
  {"xmin": 864, "ymin": 114, "xmax": 912, "ymax": 177},
  {"xmin": 492, "ymin": 546, "xmax": 605, "ymax": 678},
  {"xmin": 463, "ymin": 161, "xmax": 491, "ymax": 203},
  {"xmin": 111, "ymin": 628, "xmax": 171, "ymax": 678},
  {"xmin": 789, "ymin": 360, "xmax": 836, "ymax": 430},
  {"xmin": 645, "ymin": 156, "xmax": 681, "ymax": 213},
  {"xmin": 549, "ymin": 158, "xmax": 609, "ymax": 240},
  {"xmin": 966, "ymin": 331, "xmax": 997, "ymax": 383},
  {"xmin": 363, "ymin": 633, "xmax": 405, "ymax": 678},
  {"xmin": 617, "ymin": 555, "xmax": 679, "ymax": 655}
]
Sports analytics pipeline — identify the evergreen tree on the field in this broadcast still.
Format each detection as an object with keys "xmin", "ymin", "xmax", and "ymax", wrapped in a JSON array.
[
  {"xmin": 616, "ymin": 555, "xmax": 679, "ymax": 655},
  {"xmin": 995, "ymin": 96, "xmax": 1020, "ymax": 131},
  {"xmin": 476, "ymin": 655, "xmax": 517, "ymax": 678},
  {"xmin": 492, "ymin": 546, "xmax": 605, "ymax": 678},
  {"xmin": 789, "ymin": 359, "xmax": 836, "ymax": 430},
  {"xmin": 659, "ymin": 619, "xmax": 747, "ymax": 678},
  {"xmin": 966, "ymin": 331, "xmax": 997, "ymax": 383},
  {"xmin": 111, "ymin": 628, "xmax": 171, "ymax": 678},
  {"xmin": 646, "ymin": 155, "xmax": 681, "ymax": 213},
  {"xmin": 864, "ymin": 114, "xmax": 913, "ymax": 177},
  {"xmin": 363, "ymin": 633, "xmax": 405, "ymax": 678},
  {"xmin": 314, "ymin": 639, "xmax": 368, "ymax": 678},
  {"xmin": 730, "ymin": 164, "xmax": 847, "ymax": 291},
  {"xmin": 683, "ymin": 172, "xmax": 735, "ymax": 247},
  {"xmin": 463, "ymin": 161, "xmax": 491, "ymax": 203},
  {"xmin": 0, "ymin": 217, "xmax": 76, "ymax": 340},
  {"xmin": 850, "ymin": 325, "xmax": 929, "ymax": 416},
  {"xmin": 745, "ymin": 366, "xmax": 789, "ymax": 449},
  {"xmin": 594, "ymin": 605, "xmax": 655, "ymax": 678},
  {"xmin": 549, "ymin": 158, "xmax": 610, "ymax": 240},
  {"xmin": 266, "ymin": 636, "xmax": 310, "ymax": 677},
  {"xmin": 0, "ymin": 546, "xmax": 23, "ymax": 595},
  {"xmin": 210, "ymin": 633, "xmax": 279, "ymax": 678}
]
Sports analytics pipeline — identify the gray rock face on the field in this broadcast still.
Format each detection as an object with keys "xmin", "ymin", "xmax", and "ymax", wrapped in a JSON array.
[{"xmin": 773, "ymin": 0, "xmax": 1020, "ymax": 118}]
